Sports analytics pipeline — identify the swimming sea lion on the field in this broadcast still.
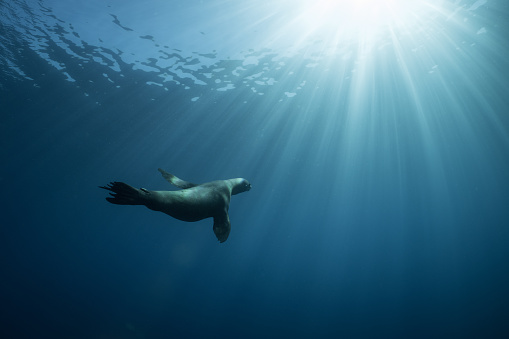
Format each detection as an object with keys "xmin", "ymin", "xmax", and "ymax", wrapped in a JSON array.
[{"xmin": 99, "ymin": 168, "xmax": 251, "ymax": 243}]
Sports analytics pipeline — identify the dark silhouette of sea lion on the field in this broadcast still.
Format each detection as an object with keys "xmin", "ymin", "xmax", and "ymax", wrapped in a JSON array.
[{"xmin": 100, "ymin": 168, "xmax": 251, "ymax": 243}]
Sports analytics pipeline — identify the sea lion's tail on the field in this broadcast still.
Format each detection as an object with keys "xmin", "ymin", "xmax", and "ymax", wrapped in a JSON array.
[{"xmin": 99, "ymin": 182, "xmax": 147, "ymax": 205}]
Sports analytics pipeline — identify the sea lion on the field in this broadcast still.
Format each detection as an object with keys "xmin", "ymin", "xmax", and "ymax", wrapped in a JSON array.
[{"xmin": 99, "ymin": 168, "xmax": 251, "ymax": 243}]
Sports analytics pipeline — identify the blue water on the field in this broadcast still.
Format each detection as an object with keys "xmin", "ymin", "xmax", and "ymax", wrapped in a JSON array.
[{"xmin": 1, "ymin": 0, "xmax": 509, "ymax": 338}]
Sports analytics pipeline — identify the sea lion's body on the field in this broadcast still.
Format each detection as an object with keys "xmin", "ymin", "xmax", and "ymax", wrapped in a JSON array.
[
  {"xmin": 100, "ymin": 169, "xmax": 251, "ymax": 243},
  {"xmin": 144, "ymin": 179, "xmax": 244, "ymax": 222}
]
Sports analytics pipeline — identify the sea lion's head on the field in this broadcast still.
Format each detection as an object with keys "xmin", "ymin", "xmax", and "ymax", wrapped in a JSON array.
[{"xmin": 231, "ymin": 178, "xmax": 251, "ymax": 195}]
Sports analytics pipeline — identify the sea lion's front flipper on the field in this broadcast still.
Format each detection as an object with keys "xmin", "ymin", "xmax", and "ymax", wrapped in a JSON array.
[
  {"xmin": 158, "ymin": 168, "xmax": 197, "ymax": 189},
  {"xmin": 213, "ymin": 212, "xmax": 231, "ymax": 243}
]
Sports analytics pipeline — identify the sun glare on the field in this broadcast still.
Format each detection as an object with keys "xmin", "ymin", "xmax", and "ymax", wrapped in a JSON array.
[{"xmin": 295, "ymin": 0, "xmax": 438, "ymax": 39}]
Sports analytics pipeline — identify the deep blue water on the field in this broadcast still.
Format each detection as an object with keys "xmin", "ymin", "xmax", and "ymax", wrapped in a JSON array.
[{"xmin": 1, "ymin": 0, "xmax": 509, "ymax": 338}]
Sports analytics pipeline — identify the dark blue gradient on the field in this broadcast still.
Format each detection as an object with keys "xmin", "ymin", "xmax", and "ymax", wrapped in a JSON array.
[{"xmin": 1, "ymin": 1, "xmax": 509, "ymax": 338}]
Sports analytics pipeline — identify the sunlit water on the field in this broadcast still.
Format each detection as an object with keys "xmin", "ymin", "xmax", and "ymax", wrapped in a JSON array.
[{"xmin": 1, "ymin": 0, "xmax": 509, "ymax": 338}]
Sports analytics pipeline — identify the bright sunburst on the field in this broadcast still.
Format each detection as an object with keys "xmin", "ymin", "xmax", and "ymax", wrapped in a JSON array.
[{"xmin": 292, "ymin": 0, "xmax": 442, "ymax": 43}]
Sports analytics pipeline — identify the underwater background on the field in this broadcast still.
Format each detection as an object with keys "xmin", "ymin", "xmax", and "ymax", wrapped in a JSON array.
[{"xmin": 1, "ymin": 0, "xmax": 509, "ymax": 338}]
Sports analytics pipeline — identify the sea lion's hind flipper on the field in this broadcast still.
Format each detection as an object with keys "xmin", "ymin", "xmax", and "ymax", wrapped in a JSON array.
[
  {"xmin": 99, "ymin": 182, "xmax": 146, "ymax": 205},
  {"xmin": 158, "ymin": 168, "xmax": 197, "ymax": 189},
  {"xmin": 213, "ymin": 213, "xmax": 231, "ymax": 243}
]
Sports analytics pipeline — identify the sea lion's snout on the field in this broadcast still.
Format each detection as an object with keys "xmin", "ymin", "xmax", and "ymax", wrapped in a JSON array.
[{"xmin": 232, "ymin": 179, "xmax": 251, "ymax": 195}]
